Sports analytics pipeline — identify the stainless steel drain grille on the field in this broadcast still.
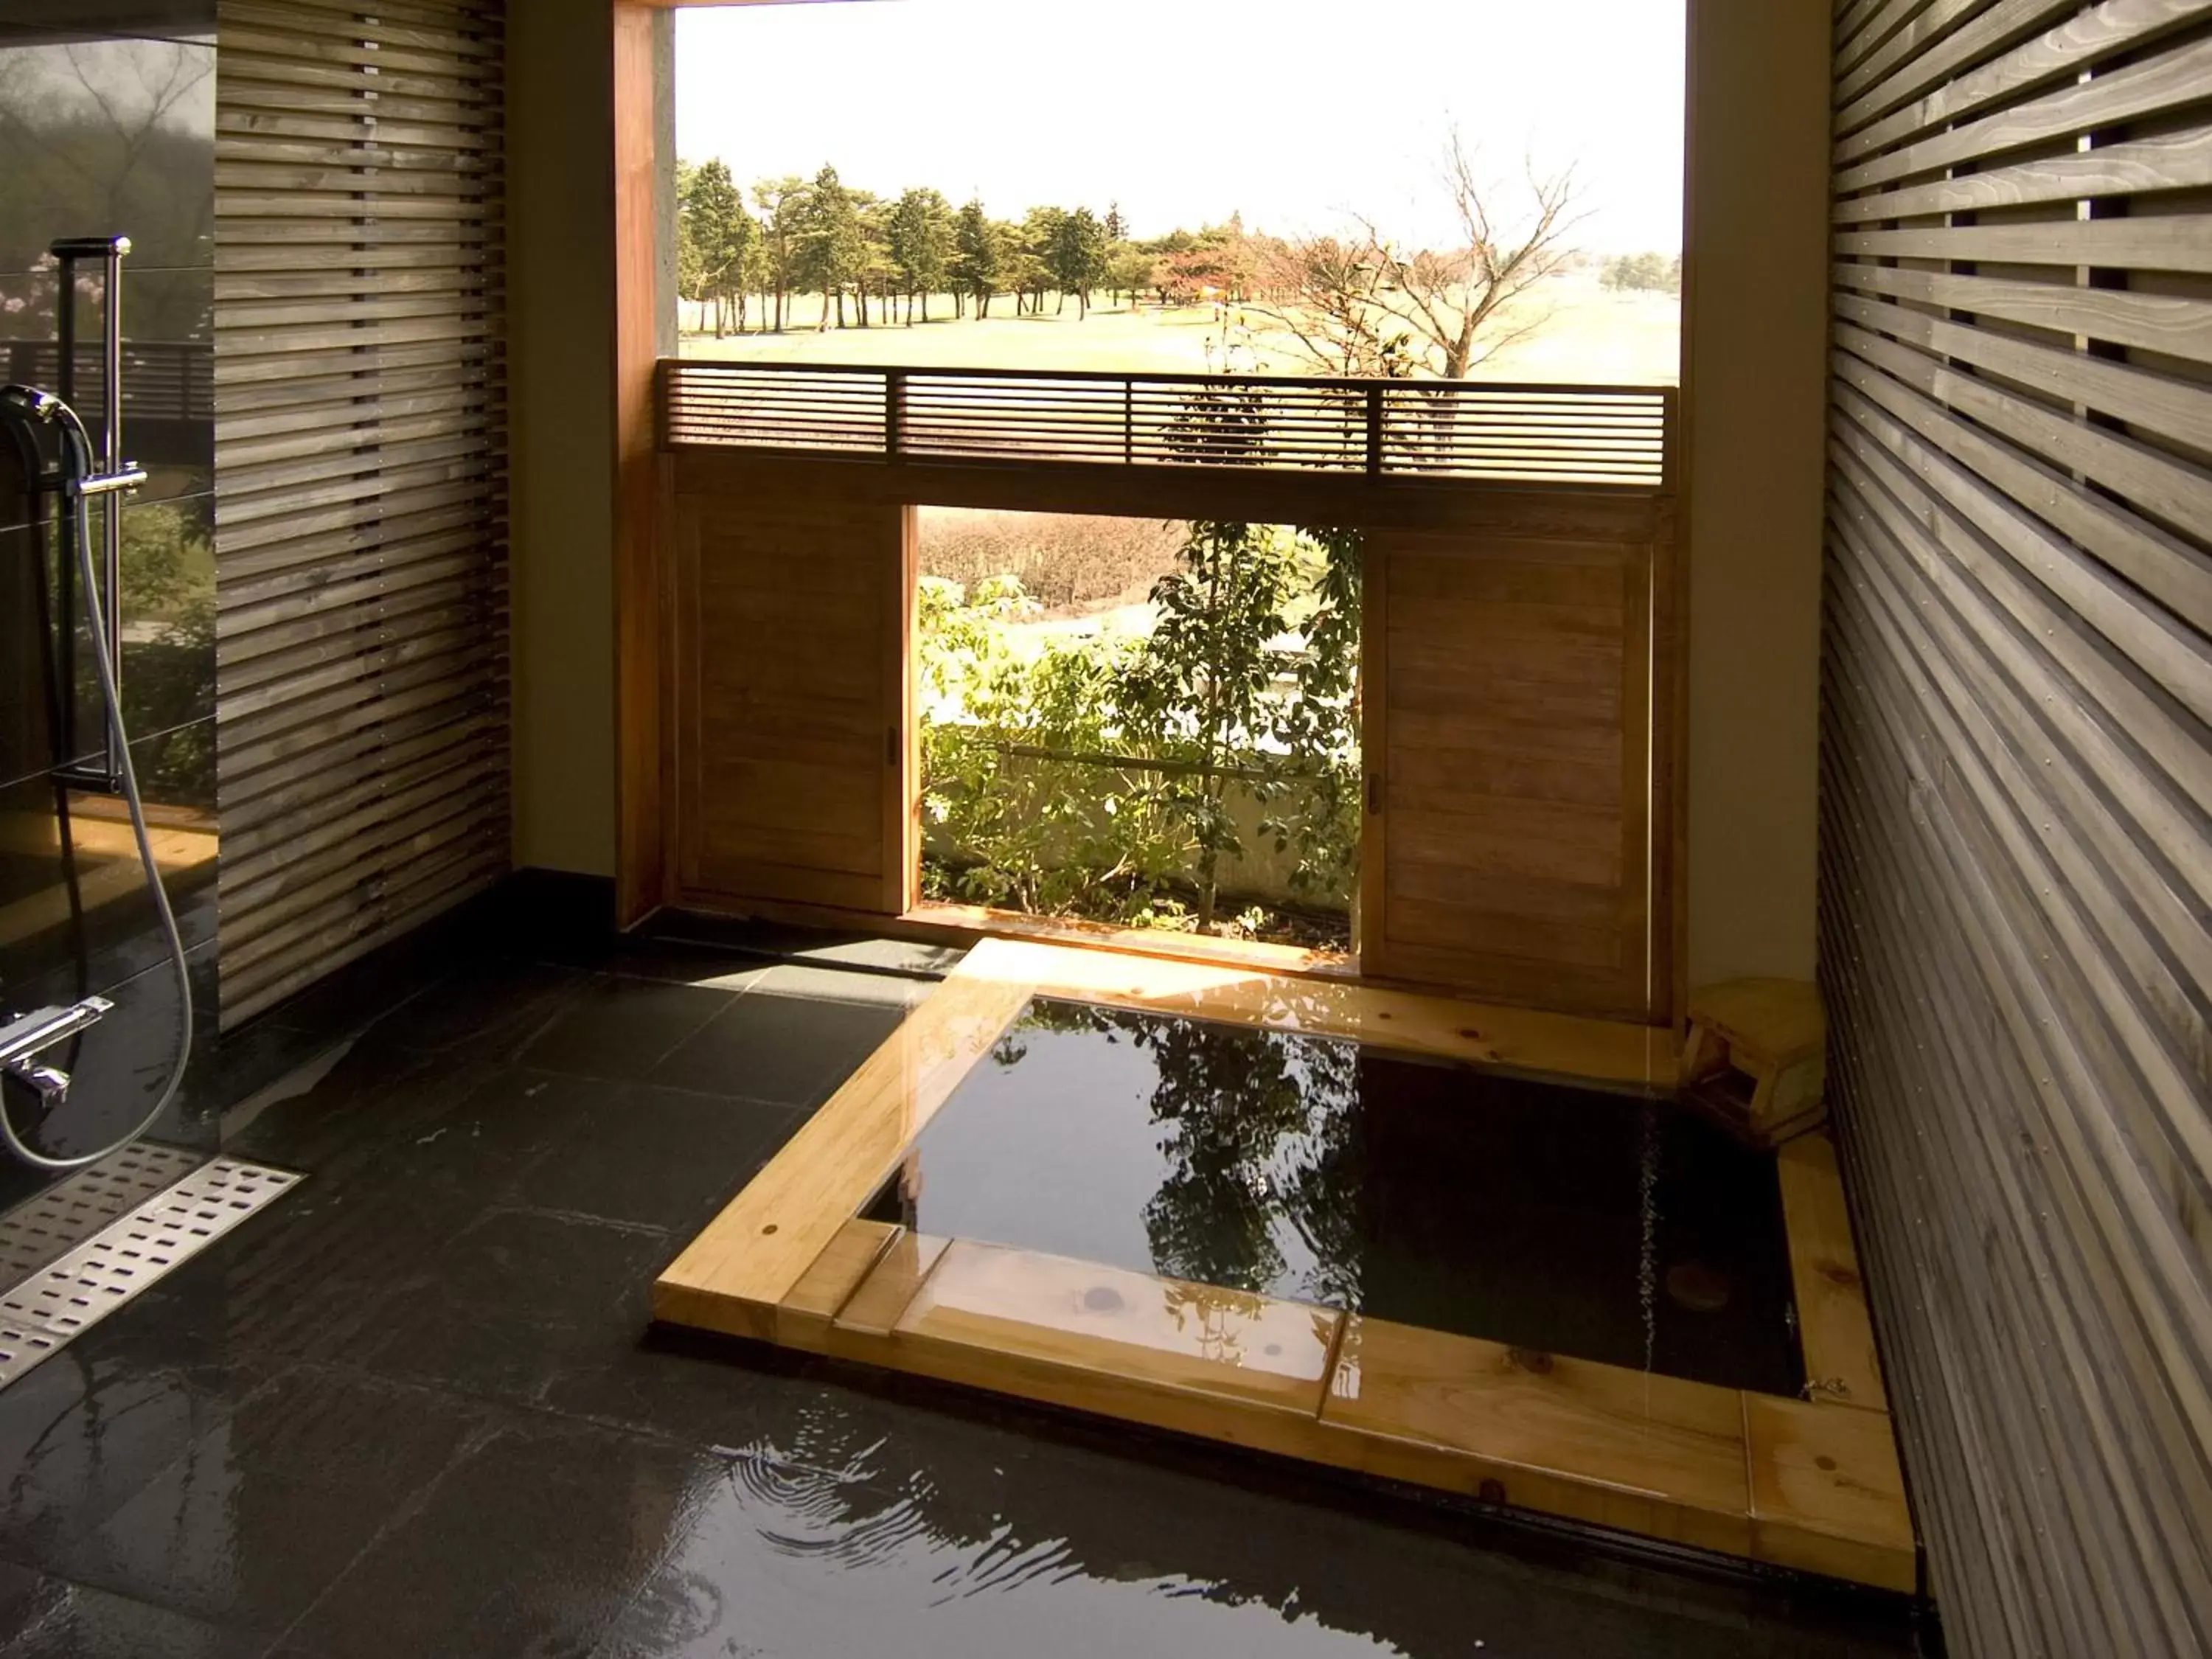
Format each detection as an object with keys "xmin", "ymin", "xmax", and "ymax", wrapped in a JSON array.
[
  {"xmin": 0, "ymin": 1156, "xmax": 302, "ymax": 1390},
  {"xmin": 0, "ymin": 1141, "xmax": 204, "ymax": 1284}
]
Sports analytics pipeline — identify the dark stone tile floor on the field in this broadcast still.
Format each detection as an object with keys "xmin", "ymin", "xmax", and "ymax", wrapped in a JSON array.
[{"xmin": 0, "ymin": 894, "xmax": 1942, "ymax": 1658}]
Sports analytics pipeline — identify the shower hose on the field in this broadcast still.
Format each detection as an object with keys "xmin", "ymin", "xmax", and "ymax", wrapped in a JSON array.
[{"xmin": 1, "ymin": 386, "xmax": 194, "ymax": 1172}]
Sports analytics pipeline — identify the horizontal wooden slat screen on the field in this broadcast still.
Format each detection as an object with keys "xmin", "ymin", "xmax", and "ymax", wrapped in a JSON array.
[
  {"xmin": 663, "ymin": 361, "xmax": 1675, "ymax": 489},
  {"xmin": 213, "ymin": 0, "xmax": 510, "ymax": 1026},
  {"xmin": 1823, "ymin": 0, "xmax": 2212, "ymax": 1652}
]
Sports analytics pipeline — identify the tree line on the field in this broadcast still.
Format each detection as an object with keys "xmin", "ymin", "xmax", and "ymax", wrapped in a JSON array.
[
  {"xmin": 1599, "ymin": 251, "xmax": 1682, "ymax": 295},
  {"xmin": 679, "ymin": 160, "xmax": 1335, "ymax": 337},
  {"xmin": 679, "ymin": 139, "xmax": 1680, "ymax": 381}
]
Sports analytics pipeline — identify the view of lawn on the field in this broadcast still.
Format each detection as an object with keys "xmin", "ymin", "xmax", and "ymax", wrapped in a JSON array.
[{"xmin": 681, "ymin": 274, "xmax": 1681, "ymax": 386}]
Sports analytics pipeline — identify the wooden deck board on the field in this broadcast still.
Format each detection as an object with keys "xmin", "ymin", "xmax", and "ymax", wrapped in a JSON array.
[
  {"xmin": 1745, "ymin": 1392, "xmax": 1917, "ymax": 1593},
  {"xmin": 832, "ymin": 1230, "xmax": 952, "ymax": 1341},
  {"xmin": 959, "ymin": 937, "xmax": 1677, "ymax": 1090},
  {"xmin": 776, "ymin": 1218, "xmax": 897, "ymax": 1349},
  {"xmin": 1779, "ymin": 1133, "xmax": 1891, "ymax": 1412},
  {"xmin": 1321, "ymin": 1316, "xmax": 1753, "ymax": 1557},
  {"xmin": 652, "ymin": 972, "xmax": 1030, "ymax": 1337},
  {"xmin": 893, "ymin": 1241, "xmax": 1343, "ymax": 1417}
]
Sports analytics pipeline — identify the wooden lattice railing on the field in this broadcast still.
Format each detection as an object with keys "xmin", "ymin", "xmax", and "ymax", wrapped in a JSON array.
[{"xmin": 661, "ymin": 360, "xmax": 1675, "ymax": 490}]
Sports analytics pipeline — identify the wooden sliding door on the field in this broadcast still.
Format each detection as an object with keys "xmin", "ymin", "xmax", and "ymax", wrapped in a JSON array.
[
  {"xmin": 1361, "ymin": 527, "xmax": 1662, "ymax": 1021},
  {"xmin": 671, "ymin": 462, "xmax": 913, "ymax": 917}
]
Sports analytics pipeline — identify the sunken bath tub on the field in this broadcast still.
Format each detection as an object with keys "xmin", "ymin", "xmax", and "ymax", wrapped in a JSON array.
[{"xmin": 655, "ymin": 940, "xmax": 1914, "ymax": 1593}]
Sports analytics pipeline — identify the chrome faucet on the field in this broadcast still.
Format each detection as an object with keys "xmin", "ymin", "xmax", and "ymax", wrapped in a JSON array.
[{"xmin": 0, "ymin": 998, "xmax": 114, "ymax": 1110}]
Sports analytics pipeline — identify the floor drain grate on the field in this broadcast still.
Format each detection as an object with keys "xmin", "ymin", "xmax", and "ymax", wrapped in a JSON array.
[
  {"xmin": 0, "ymin": 1141, "xmax": 205, "ymax": 1284},
  {"xmin": 0, "ymin": 1155, "xmax": 302, "ymax": 1391}
]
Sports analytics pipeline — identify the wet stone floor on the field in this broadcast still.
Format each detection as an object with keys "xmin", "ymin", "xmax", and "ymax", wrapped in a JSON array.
[{"xmin": 0, "ymin": 896, "xmax": 1939, "ymax": 1658}]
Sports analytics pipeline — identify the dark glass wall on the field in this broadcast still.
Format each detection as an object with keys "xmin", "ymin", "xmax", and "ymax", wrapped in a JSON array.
[{"xmin": 0, "ymin": 4, "xmax": 216, "ymax": 1198}]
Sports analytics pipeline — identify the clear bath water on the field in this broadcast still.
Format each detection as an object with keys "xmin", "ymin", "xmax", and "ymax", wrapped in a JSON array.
[{"xmin": 866, "ymin": 997, "xmax": 1804, "ymax": 1397}]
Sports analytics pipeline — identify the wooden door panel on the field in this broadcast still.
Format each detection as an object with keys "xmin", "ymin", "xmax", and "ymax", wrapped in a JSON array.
[
  {"xmin": 674, "ymin": 478, "xmax": 911, "ymax": 917},
  {"xmin": 1363, "ymin": 530, "xmax": 1658, "ymax": 1020}
]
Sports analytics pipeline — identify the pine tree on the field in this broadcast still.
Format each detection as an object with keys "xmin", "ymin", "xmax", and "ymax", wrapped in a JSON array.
[
  {"xmin": 796, "ymin": 164, "xmax": 867, "ymax": 329},
  {"xmin": 888, "ymin": 187, "xmax": 954, "ymax": 324},
  {"xmin": 674, "ymin": 160, "xmax": 707, "ymax": 328},
  {"xmin": 1103, "ymin": 200, "xmax": 1135, "ymax": 307},
  {"xmin": 754, "ymin": 175, "xmax": 807, "ymax": 331},
  {"xmin": 951, "ymin": 198, "xmax": 1003, "ymax": 319},
  {"xmin": 726, "ymin": 208, "xmax": 763, "ymax": 333},
  {"xmin": 1020, "ymin": 206, "xmax": 1065, "ymax": 315},
  {"xmin": 680, "ymin": 159, "xmax": 745, "ymax": 336},
  {"xmin": 1051, "ymin": 207, "xmax": 1111, "ymax": 319},
  {"xmin": 855, "ymin": 190, "xmax": 888, "ymax": 326}
]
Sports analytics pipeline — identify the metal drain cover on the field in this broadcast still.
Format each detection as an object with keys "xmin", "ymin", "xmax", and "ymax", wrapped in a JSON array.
[
  {"xmin": 0, "ymin": 1141, "xmax": 204, "ymax": 1284},
  {"xmin": 0, "ymin": 1155, "xmax": 302, "ymax": 1391}
]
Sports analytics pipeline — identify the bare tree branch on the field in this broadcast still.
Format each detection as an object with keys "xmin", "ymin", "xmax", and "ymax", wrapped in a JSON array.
[{"xmin": 1253, "ymin": 128, "xmax": 1585, "ymax": 382}]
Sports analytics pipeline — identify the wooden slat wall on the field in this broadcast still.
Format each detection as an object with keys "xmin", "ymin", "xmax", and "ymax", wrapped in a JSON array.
[
  {"xmin": 1823, "ymin": 0, "xmax": 2212, "ymax": 1651},
  {"xmin": 672, "ymin": 463, "xmax": 911, "ymax": 917},
  {"xmin": 213, "ymin": 0, "xmax": 511, "ymax": 1026},
  {"xmin": 1363, "ymin": 530, "xmax": 1660, "ymax": 1020}
]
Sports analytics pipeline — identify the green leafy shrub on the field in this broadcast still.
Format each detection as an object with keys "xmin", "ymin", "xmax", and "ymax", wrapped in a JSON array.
[{"xmin": 919, "ymin": 520, "xmax": 1362, "ymax": 945}]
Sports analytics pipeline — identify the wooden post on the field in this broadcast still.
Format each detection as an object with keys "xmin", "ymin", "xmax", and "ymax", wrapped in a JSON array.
[
  {"xmin": 613, "ymin": 0, "xmax": 668, "ymax": 930},
  {"xmin": 1366, "ymin": 383, "xmax": 1385, "ymax": 476}
]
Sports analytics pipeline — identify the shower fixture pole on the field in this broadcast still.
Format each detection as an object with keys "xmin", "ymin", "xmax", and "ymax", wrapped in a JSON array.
[
  {"xmin": 50, "ymin": 235, "xmax": 133, "ymax": 796},
  {"xmin": 0, "ymin": 368, "xmax": 177, "ymax": 1169}
]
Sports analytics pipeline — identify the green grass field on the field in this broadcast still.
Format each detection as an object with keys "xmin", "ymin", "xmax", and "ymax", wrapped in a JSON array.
[{"xmin": 678, "ymin": 271, "xmax": 1680, "ymax": 386}]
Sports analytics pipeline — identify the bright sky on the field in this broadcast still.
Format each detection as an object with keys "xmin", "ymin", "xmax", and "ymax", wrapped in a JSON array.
[{"xmin": 674, "ymin": 0, "xmax": 1685, "ymax": 255}]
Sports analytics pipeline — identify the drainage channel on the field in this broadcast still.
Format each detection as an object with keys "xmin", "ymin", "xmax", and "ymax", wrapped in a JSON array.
[
  {"xmin": 0, "ymin": 1141, "xmax": 204, "ymax": 1284},
  {"xmin": 0, "ymin": 1152, "xmax": 302, "ymax": 1390}
]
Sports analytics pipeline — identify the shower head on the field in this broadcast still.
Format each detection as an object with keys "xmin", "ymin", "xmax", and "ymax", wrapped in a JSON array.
[
  {"xmin": 0, "ymin": 385, "xmax": 63, "ymax": 425},
  {"xmin": 0, "ymin": 385, "xmax": 63, "ymax": 492},
  {"xmin": 1, "ymin": 385, "xmax": 109, "ymax": 498}
]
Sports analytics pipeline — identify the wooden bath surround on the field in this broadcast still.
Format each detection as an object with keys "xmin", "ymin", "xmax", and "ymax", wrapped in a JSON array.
[{"xmin": 655, "ymin": 939, "xmax": 1916, "ymax": 1594}]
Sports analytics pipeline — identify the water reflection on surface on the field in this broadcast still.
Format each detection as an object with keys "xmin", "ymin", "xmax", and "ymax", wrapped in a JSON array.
[
  {"xmin": 630, "ymin": 1456, "xmax": 1409, "ymax": 1655},
  {"xmin": 0, "ymin": 1343, "xmax": 1905, "ymax": 1659},
  {"xmin": 609, "ymin": 1394, "xmax": 1801, "ymax": 1659},
  {"xmin": 872, "ymin": 998, "xmax": 1802, "ymax": 1396}
]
